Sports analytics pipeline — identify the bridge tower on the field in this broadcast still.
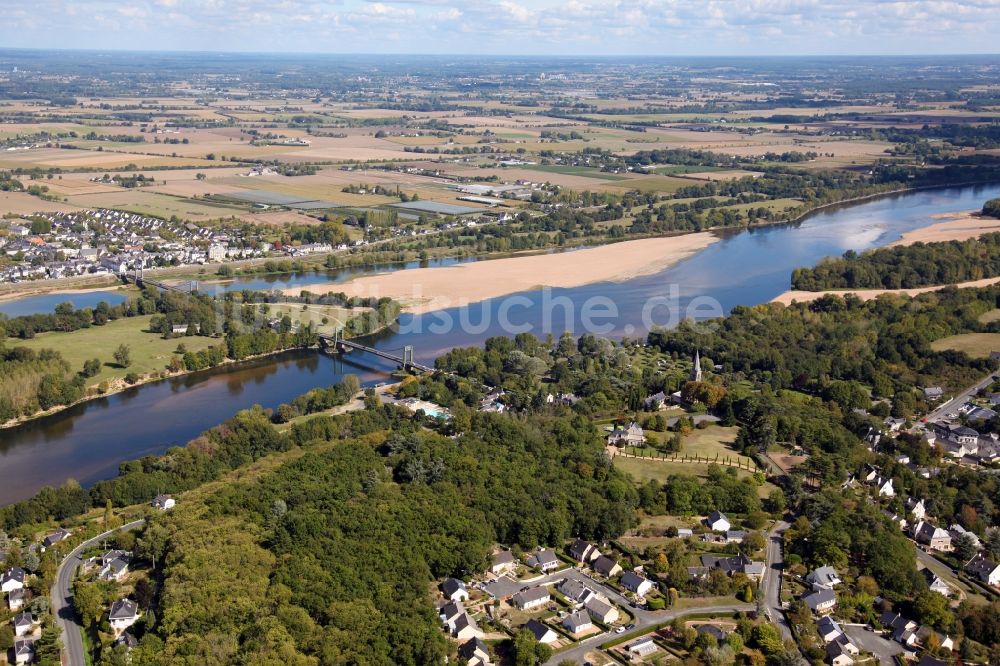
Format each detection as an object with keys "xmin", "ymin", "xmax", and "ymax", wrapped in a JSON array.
[{"xmin": 402, "ymin": 345, "xmax": 414, "ymax": 369}]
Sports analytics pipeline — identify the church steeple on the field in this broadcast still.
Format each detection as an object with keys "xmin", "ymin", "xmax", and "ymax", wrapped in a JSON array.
[{"xmin": 691, "ymin": 350, "xmax": 702, "ymax": 382}]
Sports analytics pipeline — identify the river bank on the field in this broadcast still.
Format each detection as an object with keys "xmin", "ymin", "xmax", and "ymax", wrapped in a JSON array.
[
  {"xmin": 771, "ymin": 276, "xmax": 1000, "ymax": 306},
  {"xmin": 888, "ymin": 210, "xmax": 1000, "ymax": 246},
  {"xmin": 285, "ymin": 233, "xmax": 719, "ymax": 314}
]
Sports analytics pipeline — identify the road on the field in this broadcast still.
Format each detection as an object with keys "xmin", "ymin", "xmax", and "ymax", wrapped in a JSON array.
[
  {"xmin": 762, "ymin": 521, "xmax": 792, "ymax": 642},
  {"xmin": 544, "ymin": 521, "xmax": 789, "ymax": 665},
  {"xmin": 924, "ymin": 371, "xmax": 998, "ymax": 423},
  {"xmin": 51, "ymin": 519, "xmax": 145, "ymax": 666}
]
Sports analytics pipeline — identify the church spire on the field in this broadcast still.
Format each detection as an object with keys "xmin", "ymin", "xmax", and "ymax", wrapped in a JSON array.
[{"xmin": 691, "ymin": 350, "xmax": 702, "ymax": 382}]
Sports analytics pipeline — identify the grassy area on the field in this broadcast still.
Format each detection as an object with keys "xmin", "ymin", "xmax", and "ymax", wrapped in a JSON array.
[
  {"xmin": 263, "ymin": 302, "xmax": 370, "ymax": 335},
  {"xmin": 15, "ymin": 315, "xmax": 217, "ymax": 385},
  {"xmin": 979, "ymin": 309, "xmax": 1000, "ymax": 324},
  {"xmin": 613, "ymin": 455, "xmax": 775, "ymax": 498},
  {"xmin": 650, "ymin": 425, "xmax": 755, "ymax": 467},
  {"xmin": 930, "ymin": 332, "xmax": 1000, "ymax": 358}
]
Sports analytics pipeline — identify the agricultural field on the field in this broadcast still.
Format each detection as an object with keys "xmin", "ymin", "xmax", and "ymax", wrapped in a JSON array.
[{"xmin": 930, "ymin": 332, "xmax": 1000, "ymax": 358}]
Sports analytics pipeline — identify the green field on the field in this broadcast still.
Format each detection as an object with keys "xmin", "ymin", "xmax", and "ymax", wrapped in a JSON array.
[
  {"xmin": 521, "ymin": 164, "xmax": 631, "ymax": 180},
  {"xmin": 66, "ymin": 190, "xmax": 244, "ymax": 220},
  {"xmin": 15, "ymin": 315, "xmax": 217, "ymax": 385},
  {"xmin": 930, "ymin": 332, "xmax": 1000, "ymax": 359},
  {"xmin": 264, "ymin": 303, "xmax": 370, "ymax": 334}
]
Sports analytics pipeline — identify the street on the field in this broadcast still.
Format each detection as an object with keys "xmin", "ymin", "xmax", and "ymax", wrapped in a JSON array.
[
  {"xmin": 51, "ymin": 519, "xmax": 146, "ymax": 666},
  {"xmin": 924, "ymin": 372, "xmax": 998, "ymax": 423},
  {"xmin": 762, "ymin": 521, "xmax": 792, "ymax": 642}
]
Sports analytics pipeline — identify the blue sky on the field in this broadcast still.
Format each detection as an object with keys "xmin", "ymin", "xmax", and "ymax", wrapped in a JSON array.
[{"xmin": 2, "ymin": 0, "xmax": 999, "ymax": 55}]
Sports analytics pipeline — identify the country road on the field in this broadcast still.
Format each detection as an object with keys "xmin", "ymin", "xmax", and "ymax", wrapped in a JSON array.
[
  {"xmin": 924, "ymin": 371, "xmax": 998, "ymax": 423},
  {"xmin": 51, "ymin": 519, "xmax": 146, "ymax": 666}
]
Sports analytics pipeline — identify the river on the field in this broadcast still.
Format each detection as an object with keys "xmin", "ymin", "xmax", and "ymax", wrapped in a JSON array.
[{"xmin": 2, "ymin": 183, "xmax": 999, "ymax": 505}]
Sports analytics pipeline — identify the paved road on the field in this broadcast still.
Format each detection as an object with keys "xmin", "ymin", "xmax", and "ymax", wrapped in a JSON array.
[
  {"xmin": 924, "ymin": 372, "xmax": 998, "ymax": 423},
  {"xmin": 762, "ymin": 521, "xmax": 792, "ymax": 642},
  {"xmin": 51, "ymin": 519, "xmax": 145, "ymax": 666}
]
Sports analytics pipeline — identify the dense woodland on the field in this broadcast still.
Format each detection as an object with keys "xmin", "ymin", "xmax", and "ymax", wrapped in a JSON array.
[{"xmin": 791, "ymin": 233, "xmax": 1000, "ymax": 290}]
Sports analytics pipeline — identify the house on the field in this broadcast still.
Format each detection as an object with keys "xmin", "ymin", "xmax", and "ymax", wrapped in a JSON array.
[
  {"xmin": 525, "ymin": 619, "xmax": 559, "ymax": 644},
  {"xmin": 439, "ymin": 601, "xmax": 465, "ymax": 625},
  {"xmin": 511, "ymin": 586, "xmax": 550, "ymax": 611},
  {"xmin": 915, "ymin": 625, "xmax": 954, "ymax": 652},
  {"xmin": 607, "ymin": 422, "xmax": 645, "ymax": 446},
  {"xmin": 913, "ymin": 522, "xmax": 953, "ymax": 551},
  {"xmin": 806, "ymin": 565, "xmax": 843, "ymax": 590},
  {"xmin": 701, "ymin": 553, "xmax": 764, "ymax": 580},
  {"xmin": 152, "ymin": 494, "xmax": 175, "ymax": 510},
  {"xmin": 817, "ymin": 616, "xmax": 844, "ymax": 643},
  {"xmin": 877, "ymin": 477, "xmax": 895, "ymax": 497},
  {"xmin": 585, "ymin": 596, "xmax": 619, "ymax": 624},
  {"xmin": 725, "ymin": 530, "xmax": 746, "ymax": 543},
  {"xmin": 884, "ymin": 417, "xmax": 906, "ymax": 433},
  {"xmin": 620, "ymin": 572, "xmax": 654, "ymax": 597},
  {"xmin": 13, "ymin": 612, "xmax": 34, "ymax": 637},
  {"xmin": 569, "ymin": 538, "xmax": 600, "ymax": 563},
  {"xmin": 563, "ymin": 609, "xmax": 593, "ymax": 634},
  {"xmin": 804, "ymin": 588, "xmax": 837, "ymax": 614},
  {"xmin": 41, "ymin": 528, "xmax": 71, "ymax": 550},
  {"xmin": 965, "ymin": 553, "xmax": 1000, "ymax": 585},
  {"xmin": 442, "ymin": 578, "xmax": 469, "ymax": 602},
  {"xmin": 451, "ymin": 612, "xmax": 485, "ymax": 641},
  {"xmin": 922, "ymin": 568, "xmax": 952, "ymax": 597},
  {"xmin": 905, "ymin": 498, "xmax": 927, "ymax": 521},
  {"xmin": 526, "ymin": 549, "xmax": 560, "ymax": 572},
  {"xmin": 1, "ymin": 567, "xmax": 25, "ymax": 593},
  {"xmin": 8, "ymin": 587, "xmax": 26, "ymax": 611},
  {"xmin": 13, "ymin": 639, "xmax": 34, "ymax": 665},
  {"xmin": 644, "ymin": 391, "xmax": 667, "ymax": 410},
  {"xmin": 459, "ymin": 637, "xmax": 491, "ymax": 666},
  {"xmin": 881, "ymin": 612, "xmax": 920, "ymax": 647},
  {"xmin": 923, "ymin": 387, "xmax": 944, "ymax": 400},
  {"xmin": 109, "ymin": 598, "xmax": 140, "ymax": 633},
  {"xmin": 99, "ymin": 556, "xmax": 130, "ymax": 582},
  {"xmin": 627, "ymin": 636, "xmax": 659, "ymax": 658},
  {"xmin": 115, "ymin": 631, "xmax": 138, "ymax": 651},
  {"xmin": 826, "ymin": 636, "xmax": 860, "ymax": 666},
  {"xmin": 559, "ymin": 579, "xmax": 597, "ymax": 604},
  {"xmin": 706, "ymin": 511, "xmax": 731, "ymax": 532},
  {"xmin": 676, "ymin": 528, "xmax": 694, "ymax": 538},
  {"xmin": 490, "ymin": 550, "xmax": 516, "ymax": 575},
  {"xmin": 592, "ymin": 555, "xmax": 622, "ymax": 578}
]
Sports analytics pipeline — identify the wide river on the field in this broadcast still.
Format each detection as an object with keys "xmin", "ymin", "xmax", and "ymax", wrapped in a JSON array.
[{"xmin": 2, "ymin": 184, "xmax": 1000, "ymax": 505}]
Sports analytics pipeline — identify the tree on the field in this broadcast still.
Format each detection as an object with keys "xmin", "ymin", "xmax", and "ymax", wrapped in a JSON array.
[
  {"xmin": 954, "ymin": 532, "xmax": 978, "ymax": 562},
  {"xmin": 82, "ymin": 358, "xmax": 101, "ymax": 378},
  {"xmin": 512, "ymin": 630, "xmax": 541, "ymax": 666},
  {"xmin": 113, "ymin": 344, "xmax": 131, "ymax": 368}
]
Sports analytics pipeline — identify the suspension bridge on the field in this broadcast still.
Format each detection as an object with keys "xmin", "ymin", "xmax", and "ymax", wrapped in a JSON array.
[
  {"xmin": 121, "ymin": 266, "xmax": 198, "ymax": 294},
  {"xmin": 319, "ymin": 328, "xmax": 433, "ymax": 373}
]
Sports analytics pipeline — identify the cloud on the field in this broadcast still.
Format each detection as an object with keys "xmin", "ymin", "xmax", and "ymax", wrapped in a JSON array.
[{"xmin": 0, "ymin": 0, "xmax": 998, "ymax": 54}]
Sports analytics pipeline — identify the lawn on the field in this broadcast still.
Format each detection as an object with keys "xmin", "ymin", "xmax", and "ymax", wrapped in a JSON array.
[
  {"xmin": 979, "ymin": 309, "xmax": 1000, "ymax": 324},
  {"xmin": 263, "ymin": 302, "xmax": 371, "ymax": 334},
  {"xmin": 930, "ymin": 332, "xmax": 1000, "ymax": 358},
  {"xmin": 613, "ymin": 456, "xmax": 756, "ymax": 484},
  {"xmin": 15, "ymin": 315, "xmax": 217, "ymax": 385}
]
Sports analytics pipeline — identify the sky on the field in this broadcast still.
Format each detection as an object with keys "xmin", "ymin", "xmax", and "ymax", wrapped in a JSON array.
[{"xmin": 1, "ymin": 0, "xmax": 1000, "ymax": 56}]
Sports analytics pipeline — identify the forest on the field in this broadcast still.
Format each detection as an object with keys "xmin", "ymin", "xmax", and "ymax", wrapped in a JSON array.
[{"xmin": 790, "ymin": 233, "xmax": 1000, "ymax": 290}]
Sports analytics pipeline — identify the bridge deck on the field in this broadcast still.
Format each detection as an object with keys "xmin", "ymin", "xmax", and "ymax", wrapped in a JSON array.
[{"xmin": 319, "ymin": 335, "xmax": 433, "ymax": 373}]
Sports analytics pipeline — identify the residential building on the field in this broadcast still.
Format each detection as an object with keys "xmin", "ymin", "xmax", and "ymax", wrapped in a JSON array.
[
  {"xmin": 458, "ymin": 637, "xmax": 491, "ymax": 666},
  {"xmin": 559, "ymin": 579, "xmax": 597, "ymax": 604},
  {"xmin": 701, "ymin": 553, "xmax": 765, "ymax": 580},
  {"xmin": 525, "ymin": 549, "xmax": 560, "ymax": 572},
  {"xmin": 913, "ymin": 521, "xmax": 953, "ymax": 551},
  {"xmin": 817, "ymin": 616, "xmax": 844, "ymax": 643},
  {"xmin": 563, "ymin": 609, "xmax": 593, "ymax": 635},
  {"xmin": 1, "ymin": 567, "xmax": 25, "ymax": 593},
  {"xmin": 826, "ymin": 636, "xmax": 860, "ymax": 666},
  {"xmin": 439, "ymin": 601, "xmax": 465, "ymax": 626},
  {"xmin": 585, "ymin": 597, "xmax": 619, "ymax": 624},
  {"xmin": 511, "ymin": 586, "xmax": 550, "ymax": 611},
  {"xmin": 905, "ymin": 498, "xmax": 927, "ymax": 521},
  {"xmin": 804, "ymin": 588, "xmax": 837, "ymax": 614},
  {"xmin": 153, "ymin": 494, "xmax": 176, "ymax": 510},
  {"xmin": 606, "ymin": 422, "xmax": 645, "ymax": 446},
  {"xmin": 806, "ymin": 565, "xmax": 842, "ymax": 590},
  {"xmin": 13, "ymin": 612, "xmax": 34, "ymax": 637},
  {"xmin": 569, "ymin": 538, "xmax": 600, "ymax": 563},
  {"xmin": 41, "ymin": 528, "xmax": 71, "ymax": 550},
  {"xmin": 592, "ymin": 555, "xmax": 622, "ymax": 578},
  {"xmin": 620, "ymin": 572, "xmax": 654, "ymax": 597},
  {"xmin": 965, "ymin": 553, "xmax": 1000, "ymax": 586},
  {"xmin": 922, "ymin": 568, "xmax": 952, "ymax": 597},
  {"xmin": 525, "ymin": 619, "xmax": 558, "ymax": 644},
  {"xmin": 13, "ymin": 640, "xmax": 34, "ymax": 665},
  {"xmin": 451, "ymin": 612, "xmax": 484, "ymax": 641},
  {"xmin": 8, "ymin": 587, "xmax": 26, "ymax": 611},
  {"xmin": 442, "ymin": 578, "xmax": 469, "ymax": 602},
  {"xmin": 99, "ymin": 556, "xmax": 130, "ymax": 582},
  {"xmin": 490, "ymin": 550, "xmax": 516, "ymax": 575},
  {"xmin": 706, "ymin": 510, "xmax": 731, "ymax": 532},
  {"xmin": 109, "ymin": 598, "xmax": 140, "ymax": 633},
  {"xmin": 948, "ymin": 524, "xmax": 981, "ymax": 549}
]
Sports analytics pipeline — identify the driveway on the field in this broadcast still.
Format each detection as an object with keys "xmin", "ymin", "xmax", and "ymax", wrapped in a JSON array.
[
  {"xmin": 51, "ymin": 519, "xmax": 146, "ymax": 666},
  {"xmin": 843, "ymin": 625, "xmax": 905, "ymax": 666}
]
